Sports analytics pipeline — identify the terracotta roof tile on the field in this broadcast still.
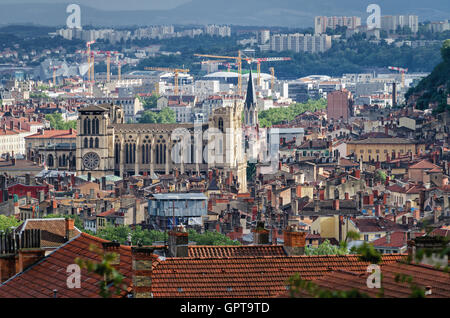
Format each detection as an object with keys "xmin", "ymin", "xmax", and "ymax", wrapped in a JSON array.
[
  {"xmin": 291, "ymin": 262, "xmax": 450, "ymax": 298},
  {"xmin": 150, "ymin": 254, "xmax": 404, "ymax": 298},
  {"xmin": 0, "ymin": 233, "xmax": 132, "ymax": 298}
]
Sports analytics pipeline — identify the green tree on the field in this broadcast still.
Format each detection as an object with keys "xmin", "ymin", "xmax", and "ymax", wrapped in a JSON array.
[
  {"xmin": 138, "ymin": 107, "xmax": 175, "ymax": 124},
  {"xmin": 258, "ymin": 99, "xmax": 327, "ymax": 127},
  {"xmin": 138, "ymin": 94, "xmax": 159, "ymax": 110},
  {"xmin": 374, "ymin": 170, "xmax": 387, "ymax": 183},
  {"xmin": 45, "ymin": 113, "xmax": 77, "ymax": 130},
  {"xmin": 305, "ymin": 239, "xmax": 347, "ymax": 255},
  {"xmin": 0, "ymin": 215, "xmax": 22, "ymax": 232},
  {"xmin": 75, "ymin": 244, "xmax": 127, "ymax": 298},
  {"xmin": 440, "ymin": 39, "xmax": 450, "ymax": 62}
]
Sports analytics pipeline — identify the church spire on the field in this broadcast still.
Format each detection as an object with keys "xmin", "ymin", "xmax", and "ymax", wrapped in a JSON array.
[
  {"xmin": 245, "ymin": 69, "xmax": 256, "ymax": 109},
  {"xmin": 243, "ymin": 68, "xmax": 258, "ymax": 127}
]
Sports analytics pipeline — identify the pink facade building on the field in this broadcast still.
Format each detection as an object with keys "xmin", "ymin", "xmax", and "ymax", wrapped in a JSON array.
[{"xmin": 327, "ymin": 90, "xmax": 353, "ymax": 122}]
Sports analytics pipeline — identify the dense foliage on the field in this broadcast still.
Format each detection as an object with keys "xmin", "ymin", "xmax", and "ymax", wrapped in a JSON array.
[
  {"xmin": 258, "ymin": 99, "xmax": 326, "ymax": 127},
  {"xmin": 304, "ymin": 239, "xmax": 348, "ymax": 256},
  {"xmin": 0, "ymin": 215, "xmax": 22, "ymax": 232},
  {"xmin": 95, "ymin": 224, "xmax": 240, "ymax": 246},
  {"xmin": 138, "ymin": 107, "xmax": 176, "ymax": 124},
  {"xmin": 138, "ymin": 94, "xmax": 159, "ymax": 110},
  {"xmin": 45, "ymin": 113, "xmax": 77, "ymax": 130},
  {"xmin": 405, "ymin": 39, "xmax": 450, "ymax": 113}
]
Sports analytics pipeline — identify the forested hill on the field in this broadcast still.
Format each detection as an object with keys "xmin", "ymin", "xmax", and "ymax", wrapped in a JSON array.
[{"xmin": 406, "ymin": 40, "xmax": 450, "ymax": 113}]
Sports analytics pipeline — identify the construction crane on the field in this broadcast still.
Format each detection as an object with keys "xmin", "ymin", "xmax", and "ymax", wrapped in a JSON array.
[
  {"xmin": 49, "ymin": 64, "xmax": 62, "ymax": 87},
  {"xmin": 244, "ymin": 57, "xmax": 291, "ymax": 86},
  {"xmin": 93, "ymin": 50, "xmax": 120, "ymax": 82},
  {"xmin": 194, "ymin": 52, "xmax": 243, "ymax": 95},
  {"xmin": 85, "ymin": 40, "xmax": 95, "ymax": 83},
  {"xmin": 388, "ymin": 66, "xmax": 408, "ymax": 88},
  {"xmin": 144, "ymin": 67, "xmax": 190, "ymax": 95},
  {"xmin": 269, "ymin": 67, "xmax": 275, "ymax": 91},
  {"xmin": 114, "ymin": 60, "xmax": 125, "ymax": 81}
]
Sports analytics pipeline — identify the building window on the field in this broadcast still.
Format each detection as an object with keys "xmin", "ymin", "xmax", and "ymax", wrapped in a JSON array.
[
  {"xmin": 218, "ymin": 117, "xmax": 224, "ymax": 133},
  {"xmin": 95, "ymin": 138, "xmax": 99, "ymax": 148},
  {"xmin": 360, "ymin": 149, "xmax": 364, "ymax": 154},
  {"xmin": 47, "ymin": 154, "xmax": 54, "ymax": 167},
  {"xmin": 84, "ymin": 138, "xmax": 88, "ymax": 148},
  {"xmin": 89, "ymin": 138, "xmax": 93, "ymax": 148}
]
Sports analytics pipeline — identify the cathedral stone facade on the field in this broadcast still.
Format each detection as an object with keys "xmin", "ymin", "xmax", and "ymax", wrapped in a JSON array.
[{"xmin": 76, "ymin": 101, "xmax": 248, "ymax": 192}]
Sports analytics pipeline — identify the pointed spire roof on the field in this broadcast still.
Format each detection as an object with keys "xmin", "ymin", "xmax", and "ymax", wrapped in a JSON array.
[{"xmin": 245, "ymin": 69, "xmax": 257, "ymax": 109}]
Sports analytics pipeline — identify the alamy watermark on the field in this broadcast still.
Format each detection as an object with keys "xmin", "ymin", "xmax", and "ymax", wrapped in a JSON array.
[
  {"xmin": 366, "ymin": 4, "xmax": 381, "ymax": 30},
  {"xmin": 366, "ymin": 264, "xmax": 381, "ymax": 288},
  {"xmin": 66, "ymin": 4, "xmax": 81, "ymax": 29}
]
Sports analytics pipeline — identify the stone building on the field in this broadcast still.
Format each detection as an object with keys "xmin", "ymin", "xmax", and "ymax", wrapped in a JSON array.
[{"xmin": 75, "ymin": 98, "xmax": 248, "ymax": 192}]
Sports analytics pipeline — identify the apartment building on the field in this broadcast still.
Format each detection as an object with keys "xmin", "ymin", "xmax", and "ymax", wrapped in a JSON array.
[
  {"xmin": 381, "ymin": 15, "xmax": 419, "ymax": 33},
  {"xmin": 270, "ymin": 33, "xmax": 332, "ymax": 54},
  {"xmin": 314, "ymin": 16, "xmax": 361, "ymax": 34}
]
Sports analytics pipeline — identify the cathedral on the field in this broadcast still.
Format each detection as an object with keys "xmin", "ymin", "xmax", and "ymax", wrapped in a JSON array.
[{"xmin": 75, "ymin": 75, "xmax": 261, "ymax": 193}]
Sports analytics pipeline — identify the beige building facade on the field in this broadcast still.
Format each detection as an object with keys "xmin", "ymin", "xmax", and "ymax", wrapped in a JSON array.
[{"xmin": 76, "ymin": 103, "xmax": 248, "ymax": 192}]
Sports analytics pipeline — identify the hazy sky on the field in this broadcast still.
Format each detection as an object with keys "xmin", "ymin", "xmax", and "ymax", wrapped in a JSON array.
[{"xmin": 0, "ymin": 0, "xmax": 191, "ymax": 10}]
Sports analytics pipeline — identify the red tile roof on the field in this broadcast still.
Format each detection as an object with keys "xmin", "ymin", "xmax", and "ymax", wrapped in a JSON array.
[
  {"xmin": 409, "ymin": 160, "xmax": 440, "ymax": 170},
  {"xmin": 188, "ymin": 245, "xmax": 287, "ymax": 258},
  {"xmin": 0, "ymin": 232, "xmax": 132, "ymax": 298},
  {"xmin": 290, "ymin": 262, "xmax": 450, "ymax": 298},
  {"xmin": 353, "ymin": 217, "xmax": 408, "ymax": 233},
  {"xmin": 371, "ymin": 231, "xmax": 408, "ymax": 248},
  {"xmin": 429, "ymin": 228, "xmax": 450, "ymax": 238},
  {"xmin": 150, "ymin": 254, "xmax": 405, "ymax": 298},
  {"xmin": 25, "ymin": 129, "xmax": 77, "ymax": 139}
]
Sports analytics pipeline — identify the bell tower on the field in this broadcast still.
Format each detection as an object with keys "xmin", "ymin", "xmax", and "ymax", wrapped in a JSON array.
[
  {"xmin": 208, "ymin": 100, "xmax": 247, "ymax": 193},
  {"xmin": 76, "ymin": 104, "xmax": 118, "ymax": 178}
]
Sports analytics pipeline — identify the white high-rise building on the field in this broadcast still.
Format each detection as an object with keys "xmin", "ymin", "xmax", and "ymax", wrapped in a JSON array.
[
  {"xmin": 270, "ymin": 34, "xmax": 332, "ymax": 54},
  {"xmin": 381, "ymin": 15, "xmax": 419, "ymax": 33},
  {"xmin": 315, "ymin": 16, "xmax": 361, "ymax": 34}
]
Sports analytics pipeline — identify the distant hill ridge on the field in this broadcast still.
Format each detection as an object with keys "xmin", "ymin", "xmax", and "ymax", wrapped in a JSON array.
[{"xmin": 0, "ymin": 0, "xmax": 449, "ymax": 27}]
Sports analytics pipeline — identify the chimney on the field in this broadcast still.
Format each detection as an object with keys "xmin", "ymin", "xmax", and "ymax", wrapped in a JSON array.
[
  {"xmin": 89, "ymin": 188, "xmax": 94, "ymax": 199},
  {"xmin": 0, "ymin": 229, "xmax": 44, "ymax": 282},
  {"xmin": 333, "ymin": 199, "xmax": 339, "ymax": 211},
  {"xmin": 383, "ymin": 193, "xmax": 388, "ymax": 205},
  {"xmin": 344, "ymin": 192, "xmax": 349, "ymax": 200},
  {"xmin": 101, "ymin": 177, "xmax": 106, "ymax": 191},
  {"xmin": 65, "ymin": 218, "xmax": 75, "ymax": 241},
  {"xmin": 168, "ymin": 226, "xmax": 189, "ymax": 257},
  {"xmin": 283, "ymin": 225, "xmax": 306, "ymax": 256},
  {"xmin": 131, "ymin": 246, "xmax": 155, "ymax": 298},
  {"xmin": 208, "ymin": 170, "xmax": 213, "ymax": 182},
  {"xmin": 38, "ymin": 190, "xmax": 45, "ymax": 203},
  {"xmin": 319, "ymin": 189, "xmax": 325, "ymax": 201},
  {"xmin": 369, "ymin": 194, "xmax": 374, "ymax": 205},
  {"xmin": 373, "ymin": 205, "xmax": 380, "ymax": 217},
  {"xmin": 252, "ymin": 222, "xmax": 270, "ymax": 245},
  {"xmin": 102, "ymin": 241, "xmax": 120, "ymax": 264},
  {"xmin": 386, "ymin": 232, "xmax": 391, "ymax": 244}
]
